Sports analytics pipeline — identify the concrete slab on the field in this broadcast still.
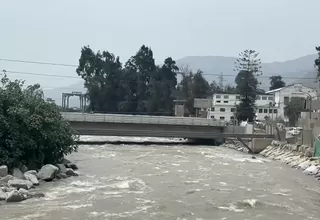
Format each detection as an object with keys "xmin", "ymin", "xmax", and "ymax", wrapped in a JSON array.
[{"xmin": 250, "ymin": 138, "xmax": 273, "ymax": 154}]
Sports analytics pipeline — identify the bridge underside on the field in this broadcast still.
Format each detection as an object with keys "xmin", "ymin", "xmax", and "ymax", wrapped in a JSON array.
[
  {"xmin": 69, "ymin": 122, "xmax": 275, "ymax": 139},
  {"xmin": 69, "ymin": 121, "xmax": 224, "ymax": 139}
]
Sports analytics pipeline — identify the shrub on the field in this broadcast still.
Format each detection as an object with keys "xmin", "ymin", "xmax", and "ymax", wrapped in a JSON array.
[{"xmin": 0, "ymin": 74, "xmax": 78, "ymax": 169}]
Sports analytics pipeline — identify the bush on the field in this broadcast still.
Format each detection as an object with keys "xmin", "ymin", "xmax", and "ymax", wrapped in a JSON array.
[{"xmin": 0, "ymin": 74, "xmax": 78, "ymax": 169}]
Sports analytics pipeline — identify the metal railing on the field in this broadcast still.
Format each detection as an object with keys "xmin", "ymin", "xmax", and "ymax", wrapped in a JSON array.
[{"xmin": 61, "ymin": 112, "xmax": 227, "ymax": 127}]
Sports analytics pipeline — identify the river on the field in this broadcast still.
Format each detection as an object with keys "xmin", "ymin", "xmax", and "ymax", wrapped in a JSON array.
[{"xmin": 2, "ymin": 136, "xmax": 320, "ymax": 220}]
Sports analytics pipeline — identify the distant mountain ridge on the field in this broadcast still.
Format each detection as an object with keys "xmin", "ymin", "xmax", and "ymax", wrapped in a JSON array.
[{"xmin": 44, "ymin": 54, "xmax": 319, "ymax": 107}]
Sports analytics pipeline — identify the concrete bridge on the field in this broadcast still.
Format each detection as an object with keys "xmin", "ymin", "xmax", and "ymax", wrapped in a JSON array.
[{"xmin": 61, "ymin": 112, "xmax": 274, "ymax": 141}]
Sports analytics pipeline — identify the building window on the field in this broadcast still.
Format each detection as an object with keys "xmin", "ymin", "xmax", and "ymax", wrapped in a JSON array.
[
  {"xmin": 262, "ymin": 96, "xmax": 267, "ymax": 100},
  {"xmin": 284, "ymin": 97, "xmax": 289, "ymax": 105},
  {"xmin": 211, "ymin": 116, "xmax": 215, "ymax": 119},
  {"xmin": 268, "ymin": 96, "xmax": 274, "ymax": 100},
  {"xmin": 223, "ymin": 95, "xmax": 229, "ymax": 99},
  {"xmin": 274, "ymin": 109, "xmax": 277, "ymax": 114},
  {"xmin": 230, "ymin": 116, "xmax": 234, "ymax": 120},
  {"xmin": 256, "ymin": 96, "xmax": 260, "ymax": 100},
  {"xmin": 216, "ymin": 100, "xmax": 221, "ymax": 103},
  {"xmin": 231, "ymin": 108, "xmax": 236, "ymax": 112},
  {"xmin": 224, "ymin": 101, "xmax": 229, "ymax": 103},
  {"xmin": 264, "ymin": 109, "xmax": 268, "ymax": 113},
  {"xmin": 259, "ymin": 109, "xmax": 263, "ymax": 113},
  {"xmin": 211, "ymin": 107, "xmax": 215, "ymax": 111},
  {"xmin": 220, "ymin": 116, "xmax": 225, "ymax": 120},
  {"xmin": 269, "ymin": 109, "xmax": 273, "ymax": 113},
  {"xmin": 236, "ymin": 96, "xmax": 240, "ymax": 100},
  {"xmin": 220, "ymin": 108, "xmax": 225, "ymax": 112},
  {"xmin": 216, "ymin": 95, "xmax": 221, "ymax": 99}
]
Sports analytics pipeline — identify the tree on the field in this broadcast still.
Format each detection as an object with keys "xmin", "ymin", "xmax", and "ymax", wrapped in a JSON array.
[
  {"xmin": 284, "ymin": 97, "xmax": 305, "ymax": 126},
  {"xmin": 234, "ymin": 49, "xmax": 263, "ymax": 76},
  {"xmin": 234, "ymin": 50, "xmax": 262, "ymax": 122},
  {"xmin": 315, "ymin": 46, "xmax": 320, "ymax": 80},
  {"xmin": 0, "ymin": 74, "xmax": 78, "ymax": 169},
  {"xmin": 76, "ymin": 46, "xmax": 124, "ymax": 112},
  {"xmin": 269, "ymin": 75, "xmax": 285, "ymax": 90},
  {"xmin": 235, "ymin": 70, "xmax": 259, "ymax": 122}
]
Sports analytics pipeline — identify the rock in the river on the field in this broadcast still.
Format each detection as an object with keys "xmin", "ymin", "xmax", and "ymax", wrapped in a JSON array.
[
  {"xmin": 56, "ymin": 164, "xmax": 67, "ymax": 174},
  {"xmin": 65, "ymin": 168, "xmax": 78, "ymax": 177},
  {"xmin": 298, "ymin": 161, "xmax": 311, "ymax": 170},
  {"xmin": 6, "ymin": 190, "xmax": 25, "ymax": 202},
  {"xmin": 62, "ymin": 158, "xmax": 72, "ymax": 165},
  {"xmin": 303, "ymin": 165, "xmax": 320, "ymax": 175},
  {"xmin": 25, "ymin": 170, "xmax": 38, "ymax": 178},
  {"xmin": 38, "ymin": 164, "xmax": 59, "ymax": 181},
  {"xmin": 13, "ymin": 168, "xmax": 25, "ymax": 179},
  {"xmin": 18, "ymin": 188, "xmax": 30, "ymax": 199},
  {"xmin": 0, "ymin": 165, "xmax": 8, "ymax": 177},
  {"xmin": 56, "ymin": 173, "xmax": 68, "ymax": 179},
  {"xmin": 8, "ymin": 179, "xmax": 32, "ymax": 190},
  {"xmin": 29, "ymin": 192, "xmax": 45, "ymax": 199},
  {"xmin": 0, "ymin": 175, "xmax": 14, "ymax": 185},
  {"xmin": 66, "ymin": 163, "xmax": 78, "ymax": 170},
  {"xmin": 24, "ymin": 173, "xmax": 39, "ymax": 186},
  {"xmin": 0, "ymin": 189, "xmax": 6, "ymax": 201}
]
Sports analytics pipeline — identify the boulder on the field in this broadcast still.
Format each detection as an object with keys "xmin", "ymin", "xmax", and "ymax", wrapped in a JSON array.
[
  {"xmin": 303, "ymin": 165, "xmax": 320, "ymax": 175},
  {"xmin": 8, "ymin": 179, "xmax": 32, "ymax": 190},
  {"xmin": 0, "ymin": 165, "xmax": 8, "ymax": 177},
  {"xmin": 305, "ymin": 148, "xmax": 314, "ymax": 157},
  {"xmin": 62, "ymin": 158, "xmax": 72, "ymax": 165},
  {"xmin": 13, "ymin": 168, "xmax": 25, "ymax": 179},
  {"xmin": 37, "ymin": 164, "xmax": 58, "ymax": 181},
  {"xmin": 18, "ymin": 188, "xmax": 30, "ymax": 199},
  {"xmin": 6, "ymin": 190, "xmax": 25, "ymax": 202},
  {"xmin": 29, "ymin": 192, "xmax": 45, "ymax": 199},
  {"xmin": 25, "ymin": 170, "xmax": 38, "ymax": 178},
  {"xmin": 56, "ymin": 164, "xmax": 67, "ymax": 174},
  {"xmin": 0, "ymin": 175, "xmax": 14, "ymax": 185},
  {"xmin": 24, "ymin": 173, "xmax": 39, "ymax": 186},
  {"xmin": 56, "ymin": 173, "xmax": 68, "ymax": 179},
  {"xmin": 1, "ymin": 186, "xmax": 14, "ymax": 192},
  {"xmin": 0, "ymin": 189, "xmax": 6, "ymax": 201},
  {"xmin": 298, "ymin": 161, "xmax": 311, "ymax": 170},
  {"xmin": 66, "ymin": 163, "xmax": 78, "ymax": 170},
  {"xmin": 65, "ymin": 168, "xmax": 78, "ymax": 177}
]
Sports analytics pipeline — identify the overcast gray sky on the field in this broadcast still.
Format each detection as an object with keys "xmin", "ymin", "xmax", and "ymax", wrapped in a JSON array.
[{"xmin": 0, "ymin": 0, "xmax": 319, "ymax": 88}]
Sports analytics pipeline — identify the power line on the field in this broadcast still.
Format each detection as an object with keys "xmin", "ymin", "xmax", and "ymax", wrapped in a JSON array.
[
  {"xmin": 0, "ymin": 58, "xmax": 77, "ymax": 67},
  {"xmin": 0, "ymin": 58, "xmax": 318, "ymax": 80},
  {"xmin": 2, "ymin": 69, "xmax": 317, "ymax": 80}
]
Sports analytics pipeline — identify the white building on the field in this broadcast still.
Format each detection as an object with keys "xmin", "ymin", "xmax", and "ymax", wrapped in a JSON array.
[
  {"xmin": 206, "ymin": 83, "xmax": 316, "ymax": 121},
  {"xmin": 207, "ymin": 93, "xmax": 277, "ymax": 121},
  {"xmin": 266, "ymin": 83, "xmax": 317, "ymax": 118}
]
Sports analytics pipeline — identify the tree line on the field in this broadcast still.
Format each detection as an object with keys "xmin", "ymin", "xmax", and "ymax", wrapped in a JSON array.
[
  {"xmin": 76, "ymin": 45, "xmax": 240, "ymax": 116},
  {"xmin": 78, "ymin": 45, "xmax": 320, "ymax": 122}
]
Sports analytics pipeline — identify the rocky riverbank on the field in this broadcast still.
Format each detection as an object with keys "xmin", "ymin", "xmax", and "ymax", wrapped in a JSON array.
[
  {"xmin": 223, "ymin": 140, "xmax": 320, "ymax": 181},
  {"xmin": 0, "ymin": 159, "xmax": 79, "ymax": 203}
]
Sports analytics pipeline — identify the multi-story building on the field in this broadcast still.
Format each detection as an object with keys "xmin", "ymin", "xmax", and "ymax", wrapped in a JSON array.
[
  {"xmin": 207, "ymin": 83, "xmax": 317, "ymax": 122},
  {"xmin": 207, "ymin": 93, "xmax": 277, "ymax": 121}
]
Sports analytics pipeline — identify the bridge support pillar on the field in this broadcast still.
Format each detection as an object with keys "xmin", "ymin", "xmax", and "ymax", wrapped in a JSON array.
[{"xmin": 249, "ymin": 138, "xmax": 273, "ymax": 153}]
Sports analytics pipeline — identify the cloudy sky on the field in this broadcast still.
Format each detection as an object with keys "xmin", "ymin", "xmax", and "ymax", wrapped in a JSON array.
[{"xmin": 0, "ymin": 0, "xmax": 319, "ymax": 88}]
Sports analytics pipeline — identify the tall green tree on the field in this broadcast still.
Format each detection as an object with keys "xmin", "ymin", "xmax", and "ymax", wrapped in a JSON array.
[
  {"xmin": 124, "ymin": 45, "xmax": 156, "ymax": 113},
  {"xmin": 234, "ymin": 49, "xmax": 261, "ymax": 122},
  {"xmin": 315, "ymin": 46, "xmax": 320, "ymax": 79},
  {"xmin": 269, "ymin": 75, "xmax": 286, "ymax": 90},
  {"xmin": 76, "ymin": 46, "xmax": 124, "ymax": 112},
  {"xmin": 284, "ymin": 97, "xmax": 304, "ymax": 126}
]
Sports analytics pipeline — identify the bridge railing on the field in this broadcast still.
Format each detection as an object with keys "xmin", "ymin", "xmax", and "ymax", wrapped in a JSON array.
[{"xmin": 61, "ymin": 112, "xmax": 226, "ymax": 127}]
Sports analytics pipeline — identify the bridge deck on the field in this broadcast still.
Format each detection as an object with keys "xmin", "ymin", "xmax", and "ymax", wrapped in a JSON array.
[{"xmin": 61, "ymin": 112, "xmax": 226, "ymax": 127}]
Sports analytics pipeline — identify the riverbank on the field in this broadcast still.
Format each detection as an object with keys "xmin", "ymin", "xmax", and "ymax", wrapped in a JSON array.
[
  {"xmin": 223, "ymin": 140, "xmax": 320, "ymax": 181},
  {"xmin": 0, "ymin": 159, "xmax": 79, "ymax": 203}
]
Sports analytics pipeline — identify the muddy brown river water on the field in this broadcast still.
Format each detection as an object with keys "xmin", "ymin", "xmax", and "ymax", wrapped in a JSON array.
[{"xmin": 2, "ymin": 137, "xmax": 320, "ymax": 220}]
